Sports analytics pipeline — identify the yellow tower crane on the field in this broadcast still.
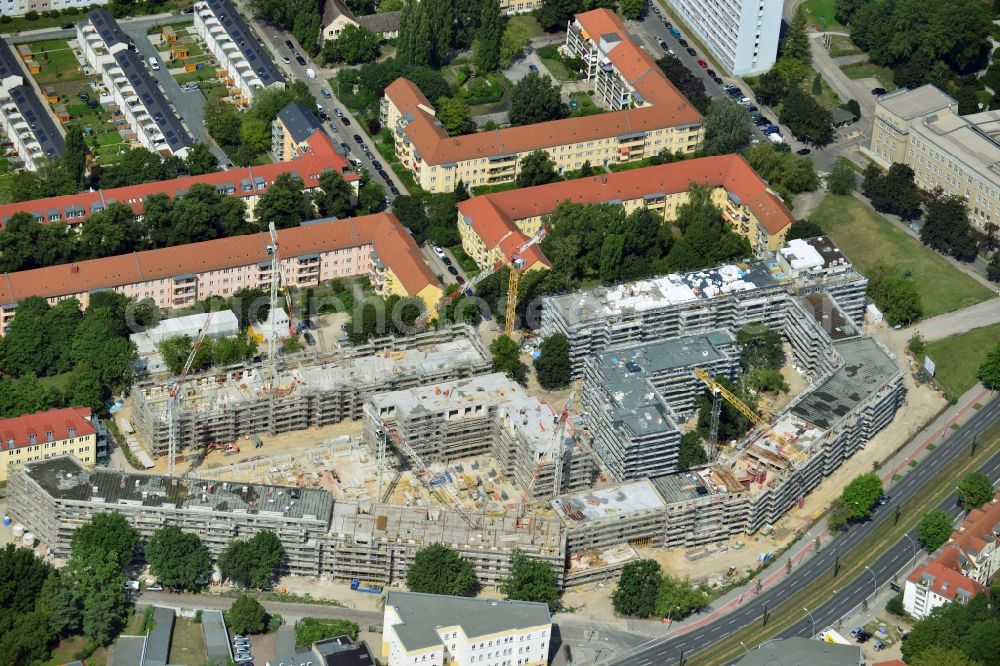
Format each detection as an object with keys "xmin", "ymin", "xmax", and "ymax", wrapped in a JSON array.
[{"xmin": 691, "ymin": 368, "xmax": 791, "ymax": 451}]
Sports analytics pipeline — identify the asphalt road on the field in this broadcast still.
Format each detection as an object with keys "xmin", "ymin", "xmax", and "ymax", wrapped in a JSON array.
[
  {"xmin": 10, "ymin": 13, "xmax": 193, "ymax": 43},
  {"xmin": 614, "ymin": 395, "xmax": 1000, "ymax": 665}
]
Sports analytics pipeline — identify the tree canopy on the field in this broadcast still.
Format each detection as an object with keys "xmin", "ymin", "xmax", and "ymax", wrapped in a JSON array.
[
  {"xmin": 491, "ymin": 335, "xmax": 527, "ymax": 384},
  {"xmin": 980, "ymin": 340, "xmax": 1000, "ymax": 390},
  {"xmin": 218, "ymin": 531, "xmax": 286, "ymax": 590},
  {"xmin": 70, "ymin": 511, "xmax": 140, "ymax": 569},
  {"xmin": 677, "ymin": 431, "xmax": 708, "ymax": 470},
  {"xmin": 957, "ymin": 472, "xmax": 995, "ymax": 509},
  {"xmin": 697, "ymin": 374, "xmax": 755, "ymax": 442},
  {"xmin": 500, "ymin": 549, "xmax": 560, "ymax": 610},
  {"xmin": 840, "ymin": 472, "xmax": 884, "ymax": 521},
  {"xmin": 228, "ymin": 595, "xmax": 269, "ymax": 635},
  {"xmin": 921, "ymin": 192, "xmax": 979, "ymax": 262},
  {"xmin": 534, "ymin": 333, "xmax": 572, "ymax": 390},
  {"xmin": 612, "ymin": 559, "xmax": 662, "ymax": 618},
  {"xmin": 864, "ymin": 260, "xmax": 924, "ymax": 326},
  {"xmin": 785, "ymin": 219, "xmax": 824, "ymax": 241},
  {"xmin": 862, "ymin": 163, "xmax": 923, "ymax": 221},
  {"xmin": 901, "ymin": 587, "xmax": 1000, "ymax": 664},
  {"xmin": 701, "ymin": 98, "xmax": 755, "ymax": 156},
  {"xmin": 917, "ymin": 509, "xmax": 953, "ymax": 552},
  {"xmin": 323, "ymin": 24, "xmax": 381, "ymax": 65},
  {"xmin": 656, "ymin": 54, "xmax": 710, "ymax": 112},
  {"xmin": 145, "ymin": 525, "xmax": 213, "ymax": 592},
  {"xmin": 254, "ymin": 173, "xmax": 313, "ymax": 229},
  {"xmin": 517, "ymin": 151, "xmax": 560, "ymax": 187},
  {"xmin": 474, "ymin": 0, "xmax": 504, "ymax": 73},
  {"xmin": 405, "ymin": 544, "xmax": 477, "ymax": 596},
  {"xmin": 827, "ymin": 158, "xmax": 857, "ymax": 196},
  {"xmin": 654, "ymin": 574, "xmax": 710, "ymax": 620},
  {"xmin": 510, "ymin": 73, "xmax": 565, "ymax": 126}
]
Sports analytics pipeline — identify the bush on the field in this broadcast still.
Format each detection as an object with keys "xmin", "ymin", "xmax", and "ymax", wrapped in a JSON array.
[
  {"xmin": 0, "ymin": 14, "xmax": 12, "ymax": 23},
  {"xmin": 25, "ymin": 10, "xmax": 39, "ymax": 20},
  {"xmin": 47, "ymin": 9, "xmax": 60, "ymax": 17},
  {"xmin": 295, "ymin": 618, "xmax": 359, "ymax": 646},
  {"xmin": 886, "ymin": 592, "xmax": 908, "ymax": 618},
  {"xmin": 462, "ymin": 77, "xmax": 503, "ymax": 105}
]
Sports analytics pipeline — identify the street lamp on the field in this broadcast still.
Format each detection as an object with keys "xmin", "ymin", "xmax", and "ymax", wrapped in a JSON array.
[
  {"xmin": 739, "ymin": 641, "xmax": 750, "ymax": 654},
  {"xmin": 864, "ymin": 565, "xmax": 878, "ymax": 604},
  {"xmin": 902, "ymin": 532, "xmax": 920, "ymax": 570},
  {"xmin": 803, "ymin": 607, "xmax": 816, "ymax": 637},
  {"xmin": 665, "ymin": 605, "xmax": 680, "ymax": 631}
]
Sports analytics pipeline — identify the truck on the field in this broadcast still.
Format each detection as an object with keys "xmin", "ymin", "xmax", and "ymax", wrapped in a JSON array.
[
  {"xmin": 670, "ymin": 27, "xmax": 681, "ymax": 38},
  {"xmin": 350, "ymin": 579, "xmax": 383, "ymax": 594}
]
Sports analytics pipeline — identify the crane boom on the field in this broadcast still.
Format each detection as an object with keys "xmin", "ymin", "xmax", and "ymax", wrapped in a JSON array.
[
  {"xmin": 167, "ymin": 310, "xmax": 215, "ymax": 477},
  {"xmin": 691, "ymin": 368, "xmax": 790, "ymax": 450},
  {"xmin": 519, "ymin": 391, "xmax": 576, "ymax": 506}
]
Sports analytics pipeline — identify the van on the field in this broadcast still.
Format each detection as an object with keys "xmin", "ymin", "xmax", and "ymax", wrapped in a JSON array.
[
  {"xmin": 148, "ymin": 57, "xmax": 159, "ymax": 71},
  {"xmin": 305, "ymin": 68, "xmax": 316, "ymax": 79}
]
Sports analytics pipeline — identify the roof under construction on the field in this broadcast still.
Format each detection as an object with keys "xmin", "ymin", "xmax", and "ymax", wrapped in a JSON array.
[{"xmin": 551, "ymin": 479, "xmax": 666, "ymax": 523}]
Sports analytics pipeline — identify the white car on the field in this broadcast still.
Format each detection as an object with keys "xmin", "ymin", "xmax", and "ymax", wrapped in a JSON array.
[
  {"xmin": 305, "ymin": 68, "xmax": 316, "ymax": 79},
  {"xmin": 432, "ymin": 245, "xmax": 446, "ymax": 258}
]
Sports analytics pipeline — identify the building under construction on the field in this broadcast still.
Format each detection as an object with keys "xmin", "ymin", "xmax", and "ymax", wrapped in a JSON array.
[
  {"xmin": 130, "ymin": 325, "xmax": 492, "ymax": 455},
  {"xmin": 363, "ymin": 373, "xmax": 598, "ymax": 502}
]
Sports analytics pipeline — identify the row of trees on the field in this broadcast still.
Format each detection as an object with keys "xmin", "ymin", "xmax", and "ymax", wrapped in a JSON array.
[
  {"xmin": 249, "ymin": 0, "xmax": 323, "ymax": 55},
  {"xmin": 390, "ymin": 183, "xmax": 469, "ymax": 247},
  {"xmin": 612, "ymin": 559, "xmax": 710, "ymax": 620},
  {"xmin": 158, "ymin": 332, "xmax": 259, "ymax": 375},
  {"xmin": 980, "ymin": 340, "xmax": 1000, "ymax": 390}
]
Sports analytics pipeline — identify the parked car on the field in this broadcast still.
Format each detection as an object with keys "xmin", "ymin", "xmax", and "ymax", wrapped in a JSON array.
[
  {"xmin": 678, "ymin": 38, "xmax": 688, "ymax": 47},
  {"xmin": 285, "ymin": 39, "xmax": 295, "ymax": 49},
  {"xmin": 697, "ymin": 59, "xmax": 708, "ymax": 68},
  {"xmin": 295, "ymin": 54, "xmax": 306, "ymax": 66},
  {"xmin": 147, "ymin": 584, "xmax": 163, "ymax": 591},
  {"xmin": 432, "ymin": 245, "xmax": 447, "ymax": 258},
  {"xmin": 456, "ymin": 275, "xmax": 466, "ymax": 285},
  {"xmin": 528, "ymin": 63, "xmax": 538, "ymax": 72},
  {"xmin": 658, "ymin": 40, "xmax": 669, "ymax": 50},
  {"xmin": 305, "ymin": 68, "xmax": 316, "ymax": 79},
  {"xmin": 303, "ymin": 331, "xmax": 315, "ymax": 346},
  {"xmin": 320, "ymin": 88, "xmax": 331, "ymax": 98},
  {"xmin": 670, "ymin": 27, "xmax": 681, "ymax": 38},
  {"xmin": 340, "ymin": 116, "xmax": 351, "ymax": 126},
  {"xmin": 441, "ymin": 255, "xmax": 453, "ymax": 266},
  {"xmin": 871, "ymin": 87, "xmax": 887, "ymax": 96},
  {"xmin": 61, "ymin": 22, "xmax": 74, "ymax": 29},
  {"xmin": 447, "ymin": 265, "xmax": 459, "ymax": 276},
  {"xmin": 282, "ymin": 56, "xmax": 291, "ymax": 64},
  {"xmin": 796, "ymin": 148, "xmax": 811, "ymax": 156},
  {"xmin": 335, "ymin": 108, "xmax": 344, "ymax": 117},
  {"xmin": 389, "ymin": 185, "xmax": 400, "ymax": 196},
  {"xmin": 712, "ymin": 76, "xmax": 723, "ymax": 85},
  {"xmin": 706, "ymin": 68, "xmax": 716, "ymax": 78},
  {"xmin": 148, "ymin": 57, "xmax": 160, "ymax": 71},
  {"xmin": 353, "ymin": 134, "xmax": 364, "ymax": 144}
]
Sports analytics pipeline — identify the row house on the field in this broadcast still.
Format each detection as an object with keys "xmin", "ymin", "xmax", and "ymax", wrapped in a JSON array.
[{"xmin": 0, "ymin": 37, "xmax": 65, "ymax": 170}]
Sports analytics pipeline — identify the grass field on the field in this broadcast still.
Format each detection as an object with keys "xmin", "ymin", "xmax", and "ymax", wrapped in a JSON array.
[
  {"xmin": 505, "ymin": 15, "xmax": 545, "ymax": 43},
  {"xmin": 168, "ymin": 618, "xmax": 207, "ymax": 664},
  {"xmin": 827, "ymin": 35, "xmax": 862, "ymax": 58},
  {"xmin": 21, "ymin": 38, "xmax": 82, "ymax": 85},
  {"xmin": 840, "ymin": 62, "xmax": 896, "ymax": 90},
  {"xmin": 810, "ymin": 195, "xmax": 995, "ymax": 318},
  {"xmin": 801, "ymin": 0, "xmax": 844, "ymax": 30},
  {"xmin": 923, "ymin": 323, "xmax": 1000, "ymax": 400}
]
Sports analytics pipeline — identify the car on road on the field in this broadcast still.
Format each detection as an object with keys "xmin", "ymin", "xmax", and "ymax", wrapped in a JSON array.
[
  {"xmin": 372, "ymin": 160, "xmax": 383, "ymax": 170},
  {"xmin": 182, "ymin": 83, "xmax": 199, "ymax": 92},
  {"xmin": 670, "ymin": 27, "xmax": 681, "ymax": 38},
  {"xmin": 377, "ymin": 169, "xmax": 390, "ymax": 181},
  {"xmin": 285, "ymin": 39, "xmax": 294, "ymax": 49},
  {"xmin": 282, "ymin": 56, "xmax": 291, "ymax": 64},
  {"xmin": 320, "ymin": 88, "xmax": 331, "ymax": 98},
  {"xmin": 871, "ymin": 87, "xmax": 887, "ymax": 96},
  {"xmin": 295, "ymin": 54, "xmax": 306, "ymax": 66},
  {"xmin": 303, "ymin": 331, "xmax": 315, "ymax": 346},
  {"xmin": 340, "ymin": 116, "xmax": 351, "ymax": 126},
  {"xmin": 147, "ymin": 584, "xmax": 163, "ymax": 591},
  {"xmin": 148, "ymin": 57, "xmax": 160, "ymax": 71},
  {"xmin": 390, "ymin": 185, "xmax": 400, "ymax": 195},
  {"xmin": 658, "ymin": 40, "xmax": 669, "ymax": 50},
  {"xmin": 353, "ymin": 134, "xmax": 364, "ymax": 144},
  {"xmin": 432, "ymin": 245, "xmax": 446, "ymax": 258},
  {"xmin": 706, "ymin": 68, "xmax": 716, "ymax": 78},
  {"xmin": 796, "ymin": 148, "xmax": 811, "ymax": 156},
  {"xmin": 335, "ymin": 108, "xmax": 344, "ymax": 117},
  {"xmin": 678, "ymin": 38, "xmax": 688, "ymax": 47},
  {"xmin": 686, "ymin": 47, "xmax": 697, "ymax": 57},
  {"xmin": 697, "ymin": 59, "xmax": 707, "ymax": 68},
  {"xmin": 447, "ymin": 265, "xmax": 459, "ymax": 276},
  {"xmin": 441, "ymin": 255, "xmax": 453, "ymax": 266},
  {"xmin": 61, "ymin": 22, "xmax": 74, "ymax": 29},
  {"xmin": 712, "ymin": 75, "xmax": 723, "ymax": 85},
  {"xmin": 528, "ymin": 64, "xmax": 538, "ymax": 72},
  {"xmin": 456, "ymin": 275, "xmax": 465, "ymax": 285}
]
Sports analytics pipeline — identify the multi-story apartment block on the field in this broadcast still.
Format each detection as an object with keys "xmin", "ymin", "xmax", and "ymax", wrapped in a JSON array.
[
  {"xmin": 194, "ymin": 0, "xmax": 285, "ymax": 106},
  {"xmin": 78, "ymin": 10, "xmax": 193, "ymax": 157},
  {"xmin": 0, "ymin": 407, "xmax": 96, "ymax": 482},
  {"xmin": 381, "ymin": 9, "xmax": 702, "ymax": 193},
  {"xmin": 0, "ymin": 129, "xmax": 354, "ymax": 229},
  {"xmin": 272, "ymin": 101, "xmax": 323, "ymax": 161},
  {"xmin": 865, "ymin": 84, "xmax": 1000, "ymax": 232},
  {"xmin": 0, "ymin": 38, "xmax": 64, "ymax": 170},
  {"xmin": 457, "ymin": 155, "xmax": 796, "ymax": 269},
  {"xmin": 0, "ymin": 0, "xmax": 96, "ymax": 16},
  {"xmin": 903, "ymin": 492, "xmax": 1000, "ymax": 619},
  {"xmin": 664, "ymin": 0, "xmax": 782, "ymax": 76},
  {"xmin": 382, "ymin": 592, "xmax": 551, "ymax": 666},
  {"xmin": 498, "ymin": 0, "xmax": 542, "ymax": 15},
  {"xmin": 0, "ymin": 212, "xmax": 442, "ymax": 331}
]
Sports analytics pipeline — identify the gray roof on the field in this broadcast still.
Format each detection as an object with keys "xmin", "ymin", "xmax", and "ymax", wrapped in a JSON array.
[
  {"xmin": 799, "ymin": 293, "xmax": 856, "ymax": 341},
  {"xmin": 878, "ymin": 84, "xmax": 955, "ymax": 120},
  {"xmin": 356, "ymin": 11, "xmax": 401, "ymax": 34},
  {"xmin": 22, "ymin": 455, "xmax": 333, "ymax": 522},
  {"xmin": 88, "ymin": 8, "xmax": 130, "ymax": 46},
  {"xmin": 386, "ymin": 592, "xmax": 551, "ymax": 652},
  {"xmin": 110, "ymin": 636, "xmax": 147, "ymax": 666},
  {"xmin": 0, "ymin": 37, "xmax": 65, "ymax": 160},
  {"xmin": 322, "ymin": 0, "xmax": 354, "ymax": 26},
  {"xmin": 144, "ymin": 606, "xmax": 175, "ymax": 666},
  {"xmin": 313, "ymin": 637, "xmax": 376, "ymax": 666},
  {"xmin": 201, "ymin": 610, "xmax": 233, "ymax": 666},
  {"xmin": 277, "ymin": 101, "xmax": 323, "ymax": 143},
  {"xmin": 734, "ymin": 638, "xmax": 861, "ymax": 665},
  {"xmin": 111, "ymin": 48, "xmax": 193, "ymax": 153},
  {"xmin": 594, "ymin": 329, "xmax": 736, "ymax": 376},
  {"xmin": 791, "ymin": 337, "xmax": 899, "ymax": 429},
  {"xmin": 273, "ymin": 629, "xmax": 314, "ymax": 666},
  {"xmin": 204, "ymin": 0, "xmax": 284, "ymax": 87}
]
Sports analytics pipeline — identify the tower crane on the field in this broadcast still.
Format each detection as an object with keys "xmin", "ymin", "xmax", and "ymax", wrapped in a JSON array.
[
  {"xmin": 519, "ymin": 391, "xmax": 576, "ymax": 507},
  {"xmin": 166, "ymin": 310, "xmax": 215, "ymax": 477},
  {"xmin": 266, "ymin": 221, "xmax": 296, "ymax": 380},
  {"xmin": 416, "ymin": 225, "xmax": 550, "ymax": 332},
  {"xmin": 691, "ymin": 368, "xmax": 791, "ymax": 453}
]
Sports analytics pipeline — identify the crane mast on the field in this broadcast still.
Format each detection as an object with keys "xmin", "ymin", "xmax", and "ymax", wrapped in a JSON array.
[
  {"xmin": 166, "ymin": 310, "xmax": 214, "ymax": 477},
  {"xmin": 691, "ymin": 368, "xmax": 791, "ymax": 452}
]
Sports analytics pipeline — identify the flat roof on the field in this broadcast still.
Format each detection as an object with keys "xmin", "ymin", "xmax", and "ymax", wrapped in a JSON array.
[
  {"xmin": 878, "ymin": 84, "xmax": 955, "ymax": 120},
  {"xmin": 200, "ymin": 609, "xmax": 233, "ymax": 666},
  {"xmin": 650, "ymin": 471, "xmax": 713, "ymax": 503},
  {"xmin": 594, "ymin": 330, "xmax": 735, "ymax": 375},
  {"xmin": 552, "ymin": 479, "xmax": 665, "ymax": 523},
  {"xmin": 201, "ymin": 0, "xmax": 284, "ymax": 87},
  {"xmin": 386, "ymin": 591, "xmax": 550, "ymax": 652},
  {"xmin": 22, "ymin": 455, "xmax": 333, "ymax": 522},
  {"xmin": 735, "ymin": 638, "xmax": 861, "ymax": 665},
  {"xmin": 799, "ymin": 293, "xmax": 856, "ymax": 341}
]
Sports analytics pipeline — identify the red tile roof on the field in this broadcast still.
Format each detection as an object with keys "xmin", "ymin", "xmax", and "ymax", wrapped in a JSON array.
[
  {"xmin": 457, "ymin": 155, "xmax": 793, "ymax": 265},
  {"xmin": 951, "ymin": 495, "xmax": 1000, "ymax": 558},
  {"xmin": 0, "ymin": 131, "xmax": 355, "ymax": 229},
  {"xmin": 906, "ymin": 560, "xmax": 985, "ymax": 601},
  {"xmin": 0, "ymin": 407, "xmax": 95, "ymax": 451},
  {"xmin": 385, "ymin": 9, "xmax": 700, "ymax": 167},
  {"xmin": 0, "ymin": 213, "xmax": 438, "ymax": 305}
]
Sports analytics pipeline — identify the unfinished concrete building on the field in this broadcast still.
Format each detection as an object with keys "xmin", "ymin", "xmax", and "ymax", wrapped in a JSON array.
[
  {"xmin": 130, "ymin": 326, "xmax": 492, "ymax": 455},
  {"xmin": 364, "ymin": 374, "xmax": 598, "ymax": 500}
]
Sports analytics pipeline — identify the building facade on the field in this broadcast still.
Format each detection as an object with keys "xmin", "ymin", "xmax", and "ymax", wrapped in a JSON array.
[
  {"xmin": 865, "ymin": 84, "xmax": 1000, "ymax": 232},
  {"xmin": 194, "ymin": 0, "xmax": 285, "ymax": 106},
  {"xmin": 272, "ymin": 101, "xmax": 324, "ymax": 161},
  {"xmin": 0, "ymin": 37, "xmax": 65, "ymax": 170},
  {"xmin": 0, "ymin": 407, "xmax": 96, "ymax": 482},
  {"xmin": 321, "ymin": 0, "xmax": 401, "ymax": 40},
  {"xmin": 0, "ymin": 0, "xmax": 96, "ymax": 15},
  {"xmin": 382, "ymin": 592, "xmax": 551, "ymax": 666},
  {"xmin": 665, "ymin": 0, "xmax": 782, "ymax": 76},
  {"xmin": 381, "ymin": 9, "xmax": 703, "ymax": 194}
]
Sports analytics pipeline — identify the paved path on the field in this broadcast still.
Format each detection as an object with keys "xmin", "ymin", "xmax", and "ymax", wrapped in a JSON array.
[
  {"xmin": 912, "ymin": 299, "xmax": 1000, "ymax": 341},
  {"xmin": 810, "ymin": 33, "xmax": 876, "ymax": 117},
  {"xmin": 10, "ymin": 12, "xmax": 192, "ymax": 43}
]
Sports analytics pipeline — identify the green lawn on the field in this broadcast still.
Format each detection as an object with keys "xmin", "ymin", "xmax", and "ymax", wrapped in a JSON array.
[
  {"xmin": 923, "ymin": 323, "xmax": 1000, "ymax": 401},
  {"xmin": 569, "ymin": 91, "xmax": 601, "ymax": 117},
  {"xmin": 168, "ymin": 618, "xmax": 207, "ymax": 665},
  {"xmin": 801, "ymin": 0, "xmax": 845, "ymax": 30},
  {"xmin": 20, "ymin": 38, "xmax": 82, "ymax": 85},
  {"xmin": 810, "ymin": 72, "xmax": 843, "ymax": 110},
  {"xmin": 506, "ymin": 15, "xmax": 545, "ymax": 43},
  {"xmin": 828, "ymin": 36, "xmax": 862, "ymax": 58},
  {"xmin": 810, "ymin": 194, "xmax": 996, "ymax": 318},
  {"xmin": 175, "ymin": 68, "xmax": 218, "ymax": 83},
  {"xmin": 840, "ymin": 62, "xmax": 896, "ymax": 91}
]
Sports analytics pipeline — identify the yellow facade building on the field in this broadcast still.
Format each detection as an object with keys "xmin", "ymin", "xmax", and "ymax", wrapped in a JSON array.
[{"xmin": 1, "ymin": 407, "xmax": 97, "ymax": 482}]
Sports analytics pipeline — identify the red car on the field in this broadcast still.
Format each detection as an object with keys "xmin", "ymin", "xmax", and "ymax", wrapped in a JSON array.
[{"xmin": 697, "ymin": 59, "xmax": 708, "ymax": 68}]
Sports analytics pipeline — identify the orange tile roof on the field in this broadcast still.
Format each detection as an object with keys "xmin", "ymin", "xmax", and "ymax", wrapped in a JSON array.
[
  {"xmin": 0, "ymin": 407, "xmax": 94, "ymax": 451},
  {"xmin": 0, "ymin": 131, "xmax": 355, "ymax": 228},
  {"xmin": 906, "ymin": 560, "xmax": 985, "ymax": 601},
  {"xmin": 457, "ymin": 155, "xmax": 793, "ymax": 265},
  {"xmin": 0, "ymin": 213, "xmax": 438, "ymax": 305},
  {"xmin": 385, "ymin": 9, "xmax": 701, "ymax": 168},
  {"xmin": 951, "ymin": 495, "xmax": 1000, "ymax": 558}
]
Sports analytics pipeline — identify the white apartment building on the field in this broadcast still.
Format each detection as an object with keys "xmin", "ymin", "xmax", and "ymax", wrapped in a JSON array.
[
  {"xmin": 382, "ymin": 592, "xmax": 551, "ymax": 666},
  {"xmin": 78, "ymin": 10, "xmax": 193, "ymax": 157},
  {"xmin": 194, "ymin": 0, "xmax": 285, "ymax": 106},
  {"xmin": 0, "ymin": 0, "xmax": 98, "ymax": 16},
  {"xmin": 665, "ymin": 0, "xmax": 781, "ymax": 76},
  {"xmin": 0, "ymin": 38, "xmax": 64, "ymax": 170}
]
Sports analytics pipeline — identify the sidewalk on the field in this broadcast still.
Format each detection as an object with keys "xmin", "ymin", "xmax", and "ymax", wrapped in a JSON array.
[{"xmin": 653, "ymin": 382, "xmax": 991, "ymax": 638}]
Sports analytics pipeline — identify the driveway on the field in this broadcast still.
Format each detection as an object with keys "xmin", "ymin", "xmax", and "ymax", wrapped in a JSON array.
[
  {"xmin": 505, "ymin": 49, "xmax": 551, "ymax": 84},
  {"xmin": 422, "ymin": 245, "xmax": 466, "ymax": 287}
]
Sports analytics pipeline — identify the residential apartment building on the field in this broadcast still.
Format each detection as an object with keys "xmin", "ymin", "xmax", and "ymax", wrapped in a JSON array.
[
  {"xmin": 0, "ymin": 38, "xmax": 64, "ymax": 170},
  {"xmin": 0, "ymin": 129, "xmax": 354, "ymax": 229},
  {"xmin": 499, "ymin": 0, "xmax": 542, "ymax": 15},
  {"xmin": 665, "ymin": 0, "xmax": 782, "ymax": 76},
  {"xmin": 0, "ymin": 0, "xmax": 96, "ymax": 16},
  {"xmin": 0, "ymin": 407, "xmax": 96, "ymax": 482},
  {"xmin": 382, "ymin": 592, "xmax": 551, "ymax": 666},
  {"xmin": 457, "ymin": 155, "xmax": 796, "ymax": 270},
  {"xmin": 78, "ymin": 10, "xmax": 193, "ymax": 157},
  {"xmin": 321, "ymin": 0, "xmax": 401, "ymax": 41},
  {"xmin": 0, "ymin": 212, "xmax": 442, "ymax": 331},
  {"xmin": 865, "ymin": 84, "xmax": 1000, "ymax": 232},
  {"xmin": 381, "ymin": 9, "xmax": 702, "ymax": 193},
  {"xmin": 194, "ymin": 0, "xmax": 285, "ymax": 106},
  {"xmin": 903, "ymin": 492, "xmax": 1000, "ymax": 619},
  {"xmin": 272, "ymin": 101, "xmax": 323, "ymax": 161}
]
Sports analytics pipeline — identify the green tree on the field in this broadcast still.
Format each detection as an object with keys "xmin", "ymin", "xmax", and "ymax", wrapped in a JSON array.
[
  {"xmin": 656, "ymin": 54, "xmax": 710, "ymax": 111},
  {"xmin": 204, "ymin": 98, "xmax": 244, "ymax": 147},
  {"xmin": 538, "ymin": 0, "xmax": 581, "ymax": 31},
  {"xmin": 313, "ymin": 170, "xmax": 355, "ymax": 219},
  {"xmin": 63, "ymin": 125, "xmax": 89, "ymax": 187},
  {"xmin": 490, "ymin": 335, "xmax": 527, "ymax": 384},
  {"xmin": 864, "ymin": 261, "xmax": 924, "ymax": 326},
  {"xmin": 612, "ymin": 559, "xmax": 662, "ymax": 618},
  {"xmin": 957, "ymin": 472, "xmax": 995, "ymax": 509},
  {"xmin": 840, "ymin": 472, "xmax": 883, "ymax": 521},
  {"xmin": 862, "ymin": 163, "xmax": 923, "ymax": 221},
  {"xmin": 785, "ymin": 218, "xmax": 824, "ymax": 240},
  {"xmin": 516, "ymin": 150, "xmax": 559, "ymax": 187},
  {"xmin": 509, "ymin": 72, "xmax": 565, "ymax": 126},
  {"xmin": 324, "ymin": 24, "xmax": 381, "ymax": 64},
  {"xmin": 500, "ymin": 26, "xmax": 528, "ymax": 68},
  {"xmin": 979, "ymin": 340, "xmax": 1000, "ymax": 389},
  {"xmin": 917, "ymin": 509, "xmax": 953, "ymax": 551},
  {"xmin": 620, "ymin": 0, "xmax": 644, "ymax": 20},
  {"xmin": 357, "ymin": 170, "xmax": 387, "ymax": 214},
  {"xmin": 78, "ymin": 203, "xmax": 143, "ymax": 259},
  {"xmin": 218, "ymin": 531, "xmax": 286, "ymax": 590},
  {"xmin": 474, "ymin": 0, "xmax": 503, "ymax": 73},
  {"xmin": 60, "ymin": 548, "xmax": 129, "ymax": 645},
  {"xmin": 908, "ymin": 646, "xmax": 984, "ymax": 666},
  {"xmin": 295, "ymin": 618, "xmax": 360, "ymax": 645},
  {"xmin": 781, "ymin": 7, "xmax": 812, "ymax": 64},
  {"xmin": 500, "ymin": 549, "xmax": 559, "ymax": 610},
  {"xmin": 70, "ymin": 512, "xmax": 140, "ymax": 569},
  {"xmin": 185, "ymin": 143, "xmax": 219, "ymax": 175},
  {"xmin": 827, "ymin": 498, "xmax": 854, "ymax": 531},
  {"xmin": 436, "ymin": 96, "xmax": 473, "ymax": 137},
  {"xmin": 391, "ymin": 195, "xmax": 430, "ymax": 242},
  {"xmin": 696, "ymin": 374, "xmax": 755, "ymax": 441},
  {"xmin": 233, "ymin": 287, "xmax": 270, "ymax": 328},
  {"xmin": 987, "ymin": 253, "xmax": 1000, "ymax": 283},
  {"xmin": 701, "ymin": 98, "xmax": 755, "ymax": 156},
  {"xmin": 228, "ymin": 595, "xmax": 268, "ymax": 635},
  {"xmin": 677, "ymin": 431, "xmax": 707, "ymax": 470},
  {"xmin": 736, "ymin": 322, "xmax": 785, "ymax": 372},
  {"xmin": 405, "ymin": 544, "xmax": 477, "ymax": 596},
  {"xmin": 214, "ymin": 334, "xmax": 257, "ymax": 367},
  {"xmin": 666, "ymin": 184, "xmax": 752, "ymax": 271},
  {"xmin": 827, "ymin": 158, "xmax": 857, "ymax": 195},
  {"xmin": 921, "ymin": 192, "xmax": 979, "ymax": 262},
  {"xmin": 960, "ymin": 620, "xmax": 1000, "ymax": 666},
  {"xmin": 145, "ymin": 525, "xmax": 213, "ymax": 592},
  {"xmin": 533, "ymin": 333, "xmax": 572, "ymax": 390},
  {"xmin": 779, "ymin": 88, "xmax": 834, "ymax": 146},
  {"xmin": 654, "ymin": 575, "xmax": 710, "ymax": 620},
  {"xmin": 254, "ymin": 173, "xmax": 313, "ymax": 229}
]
